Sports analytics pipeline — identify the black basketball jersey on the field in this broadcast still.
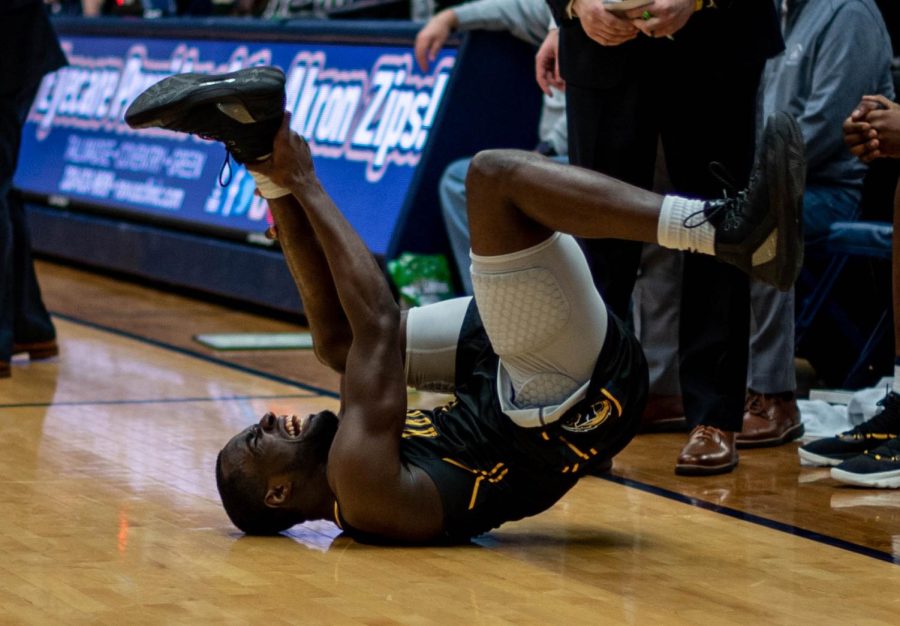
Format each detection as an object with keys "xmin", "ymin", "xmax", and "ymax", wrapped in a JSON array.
[{"xmin": 370, "ymin": 301, "xmax": 648, "ymax": 542}]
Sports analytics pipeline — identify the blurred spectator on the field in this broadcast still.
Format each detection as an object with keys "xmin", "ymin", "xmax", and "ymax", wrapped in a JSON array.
[
  {"xmin": 741, "ymin": 0, "xmax": 894, "ymax": 449},
  {"xmin": 81, "ymin": 0, "xmax": 101, "ymax": 15},
  {"xmin": 539, "ymin": 0, "xmax": 783, "ymax": 476},
  {"xmin": 797, "ymin": 96, "xmax": 900, "ymax": 488},
  {"xmin": 1, "ymin": 0, "xmax": 67, "ymax": 378},
  {"xmin": 44, "ymin": 0, "xmax": 87, "ymax": 15},
  {"xmin": 414, "ymin": 0, "xmax": 565, "ymax": 294}
]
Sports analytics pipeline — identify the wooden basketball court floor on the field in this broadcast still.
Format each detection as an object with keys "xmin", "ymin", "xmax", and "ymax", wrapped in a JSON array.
[{"xmin": 2, "ymin": 259, "xmax": 900, "ymax": 624}]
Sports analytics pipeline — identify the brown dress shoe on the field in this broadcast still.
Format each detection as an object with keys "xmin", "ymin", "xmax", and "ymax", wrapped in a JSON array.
[
  {"xmin": 640, "ymin": 394, "xmax": 688, "ymax": 432},
  {"xmin": 12, "ymin": 339, "xmax": 59, "ymax": 360},
  {"xmin": 675, "ymin": 425, "xmax": 738, "ymax": 476},
  {"xmin": 736, "ymin": 391, "xmax": 804, "ymax": 449}
]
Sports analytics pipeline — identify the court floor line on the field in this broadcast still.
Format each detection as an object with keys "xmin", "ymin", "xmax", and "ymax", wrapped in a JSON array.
[
  {"xmin": 51, "ymin": 310, "xmax": 898, "ymax": 567},
  {"xmin": 602, "ymin": 473, "xmax": 898, "ymax": 565},
  {"xmin": 51, "ymin": 311, "xmax": 340, "ymax": 399},
  {"xmin": 0, "ymin": 393, "xmax": 317, "ymax": 410}
]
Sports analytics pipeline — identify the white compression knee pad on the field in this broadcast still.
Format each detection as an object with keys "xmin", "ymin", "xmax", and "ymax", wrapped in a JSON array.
[
  {"xmin": 405, "ymin": 296, "xmax": 472, "ymax": 393},
  {"xmin": 471, "ymin": 233, "xmax": 608, "ymax": 427}
]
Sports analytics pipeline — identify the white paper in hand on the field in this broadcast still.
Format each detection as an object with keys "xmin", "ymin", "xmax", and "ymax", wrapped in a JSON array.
[{"xmin": 602, "ymin": 0, "xmax": 653, "ymax": 13}]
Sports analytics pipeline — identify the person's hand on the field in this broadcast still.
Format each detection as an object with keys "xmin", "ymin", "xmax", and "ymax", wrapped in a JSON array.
[
  {"xmin": 535, "ymin": 29, "xmax": 565, "ymax": 96},
  {"xmin": 858, "ymin": 94, "xmax": 897, "ymax": 115},
  {"xmin": 861, "ymin": 97, "xmax": 900, "ymax": 160},
  {"xmin": 414, "ymin": 10, "xmax": 458, "ymax": 73},
  {"xmin": 844, "ymin": 95, "xmax": 900, "ymax": 163},
  {"xmin": 844, "ymin": 99, "xmax": 881, "ymax": 162},
  {"xmin": 246, "ymin": 112, "xmax": 316, "ymax": 190},
  {"xmin": 623, "ymin": 0, "xmax": 694, "ymax": 39},
  {"xmin": 572, "ymin": 0, "xmax": 639, "ymax": 46}
]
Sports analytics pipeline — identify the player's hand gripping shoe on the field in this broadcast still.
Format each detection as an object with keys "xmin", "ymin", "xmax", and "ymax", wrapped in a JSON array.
[
  {"xmin": 124, "ymin": 66, "xmax": 286, "ymax": 164},
  {"xmin": 693, "ymin": 111, "xmax": 806, "ymax": 291}
]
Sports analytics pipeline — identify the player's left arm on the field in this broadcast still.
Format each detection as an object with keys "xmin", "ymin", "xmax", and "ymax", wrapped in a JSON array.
[
  {"xmin": 249, "ymin": 117, "xmax": 444, "ymax": 540},
  {"xmin": 332, "ymin": 333, "xmax": 445, "ymax": 541}
]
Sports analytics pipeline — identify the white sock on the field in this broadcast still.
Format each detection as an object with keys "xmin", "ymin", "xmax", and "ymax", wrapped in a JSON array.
[
  {"xmin": 893, "ymin": 364, "xmax": 900, "ymax": 395},
  {"xmin": 249, "ymin": 170, "xmax": 291, "ymax": 199},
  {"xmin": 657, "ymin": 195, "xmax": 715, "ymax": 255}
]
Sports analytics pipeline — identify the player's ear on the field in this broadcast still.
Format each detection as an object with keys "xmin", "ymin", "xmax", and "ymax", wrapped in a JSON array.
[{"xmin": 264, "ymin": 482, "xmax": 292, "ymax": 508}]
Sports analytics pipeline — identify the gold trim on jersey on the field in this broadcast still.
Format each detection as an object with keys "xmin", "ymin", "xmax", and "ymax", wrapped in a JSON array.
[
  {"xmin": 561, "ymin": 388, "xmax": 621, "ymax": 434},
  {"xmin": 441, "ymin": 458, "xmax": 509, "ymax": 510},
  {"xmin": 558, "ymin": 434, "xmax": 592, "ymax": 460},
  {"xmin": 333, "ymin": 500, "xmax": 343, "ymax": 530},
  {"xmin": 556, "ymin": 436, "xmax": 603, "ymax": 474},
  {"xmin": 402, "ymin": 410, "xmax": 439, "ymax": 439},
  {"xmin": 600, "ymin": 388, "xmax": 622, "ymax": 417}
]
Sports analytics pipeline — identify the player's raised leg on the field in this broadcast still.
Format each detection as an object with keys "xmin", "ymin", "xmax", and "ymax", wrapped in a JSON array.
[{"xmin": 466, "ymin": 111, "xmax": 805, "ymax": 292}]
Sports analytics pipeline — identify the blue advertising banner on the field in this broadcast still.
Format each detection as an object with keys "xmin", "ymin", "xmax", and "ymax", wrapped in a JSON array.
[{"xmin": 16, "ymin": 35, "xmax": 455, "ymax": 255}]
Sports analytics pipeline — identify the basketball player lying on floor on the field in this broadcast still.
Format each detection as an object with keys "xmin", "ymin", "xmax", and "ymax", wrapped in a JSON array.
[{"xmin": 126, "ymin": 68, "xmax": 805, "ymax": 543}]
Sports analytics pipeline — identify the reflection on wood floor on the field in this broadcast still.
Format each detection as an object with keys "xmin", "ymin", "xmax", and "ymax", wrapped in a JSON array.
[{"xmin": 1, "ymin": 260, "xmax": 898, "ymax": 623}]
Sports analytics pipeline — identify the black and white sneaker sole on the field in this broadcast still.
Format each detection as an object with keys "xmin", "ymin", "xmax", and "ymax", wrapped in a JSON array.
[
  {"xmin": 752, "ymin": 111, "xmax": 806, "ymax": 292},
  {"xmin": 831, "ymin": 467, "xmax": 900, "ymax": 488},
  {"xmin": 798, "ymin": 447, "xmax": 845, "ymax": 467},
  {"xmin": 124, "ymin": 66, "xmax": 286, "ymax": 130}
]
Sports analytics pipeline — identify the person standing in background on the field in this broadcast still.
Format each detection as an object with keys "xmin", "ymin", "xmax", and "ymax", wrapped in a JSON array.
[
  {"xmin": 536, "ymin": 0, "xmax": 783, "ymax": 475},
  {"xmin": 0, "ymin": 0, "xmax": 67, "ymax": 378},
  {"xmin": 740, "ymin": 0, "xmax": 894, "ymax": 449},
  {"xmin": 415, "ymin": 0, "xmax": 567, "ymax": 295},
  {"xmin": 798, "ymin": 95, "xmax": 900, "ymax": 487}
]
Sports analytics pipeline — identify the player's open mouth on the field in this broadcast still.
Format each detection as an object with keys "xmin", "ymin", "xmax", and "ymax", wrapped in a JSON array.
[{"xmin": 283, "ymin": 414, "xmax": 309, "ymax": 439}]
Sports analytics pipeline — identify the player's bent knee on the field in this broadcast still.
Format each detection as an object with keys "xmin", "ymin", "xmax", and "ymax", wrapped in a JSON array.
[
  {"xmin": 466, "ymin": 150, "xmax": 523, "ymax": 229},
  {"xmin": 467, "ymin": 149, "xmax": 540, "ymax": 199},
  {"xmin": 467, "ymin": 150, "xmax": 517, "ymax": 198}
]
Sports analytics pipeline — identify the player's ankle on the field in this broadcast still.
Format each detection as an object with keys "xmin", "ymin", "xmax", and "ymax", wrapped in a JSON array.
[{"xmin": 657, "ymin": 195, "xmax": 715, "ymax": 255}]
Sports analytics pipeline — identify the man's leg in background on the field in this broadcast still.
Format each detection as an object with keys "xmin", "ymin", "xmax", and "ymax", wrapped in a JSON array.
[
  {"xmin": 894, "ymin": 179, "xmax": 899, "ymax": 392},
  {"xmin": 439, "ymin": 154, "xmax": 569, "ymax": 297},
  {"xmin": 660, "ymin": 57, "xmax": 764, "ymax": 476},
  {"xmin": 743, "ymin": 185, "xmax": 860, "ymax": 447},
  {"xmin": 439, "ymin": 158, "xmax": 475, "ymax": 295},
  {"xmin": 632, "ymin": 244, "xmax": 685, "ymax": 430},
  {"xmin": 564, "ymin": 78, "xmax": 658, "ymax": 319},
  {"xmin": 632, "ymin": 139, "xmax": 686, "ymax": 431},
  {"xmin": 1, "ymin": 82, "xmax": 57, "ymax": 377}
]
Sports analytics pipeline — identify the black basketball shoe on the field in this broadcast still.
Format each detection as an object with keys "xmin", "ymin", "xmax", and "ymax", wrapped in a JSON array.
[
  {"xmin": 831, "ymin": 436, "xmax": 900, "ymax": 488},
  {"xmin": 798, "ymin": 391, "xmax": 900, "ymax": 467},
  {"xmin": 124, "ymin": 66, "xmax": 286, "ymax": 164},
  {"xmin": 689, "ymin": 111, "xmax": 806, "ymax": 291}
]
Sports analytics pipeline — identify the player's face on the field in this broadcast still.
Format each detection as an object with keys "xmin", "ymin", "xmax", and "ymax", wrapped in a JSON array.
[{"xmin": 221, "ymin": 410, "xmax": 338, "ymax": 483}]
